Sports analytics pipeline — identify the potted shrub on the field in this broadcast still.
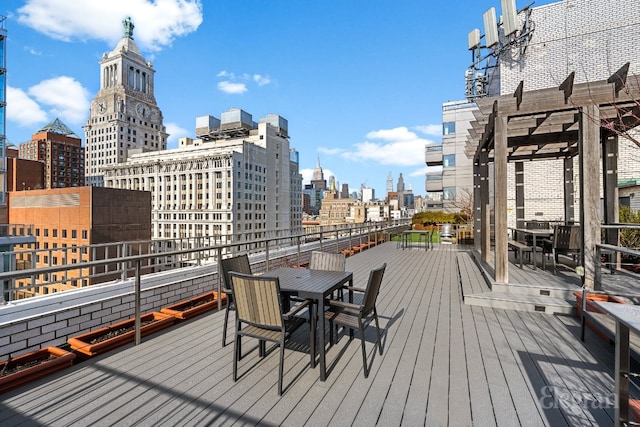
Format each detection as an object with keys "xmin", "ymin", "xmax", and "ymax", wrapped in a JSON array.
[
  {"xmin": 161, "ymin": 291, "xmax": 227, "ymax": 320},
  {"xmin": 67, "ymin": 312, "xmax": 175, "ymax": 357},
  {"xmin": 0, "ymin": 347, "xmax": 76, "ymax": 394}
]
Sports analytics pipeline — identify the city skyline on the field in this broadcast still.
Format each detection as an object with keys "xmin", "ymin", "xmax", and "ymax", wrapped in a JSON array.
[{"xmin": 2, "ymin": 0, "xmax": 558, "ymax": 196}]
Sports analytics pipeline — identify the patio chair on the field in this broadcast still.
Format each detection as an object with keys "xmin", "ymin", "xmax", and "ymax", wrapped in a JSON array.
[
  {"xmin": 220, "ymin": 254, "xmax": 252, "ymax": 347},
  {"xmin": 542, "ymin": 225, "xmax": 581, "ymax": 274},
  {"xmin": 324, "ymin": 263, "xmax": 386, "ymax": 378},
  {"xmin": 310, "ymin": 251, "xmax": 347, "ymax": 300},
  {"xmin": 229, "ymin": 272, "xmax": 309, "ymax": 395}
]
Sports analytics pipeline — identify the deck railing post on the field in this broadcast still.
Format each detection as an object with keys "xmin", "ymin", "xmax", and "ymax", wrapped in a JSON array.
[{"xmin": 135, "ymin": 259, "xmax": 141, "ymax": 345}]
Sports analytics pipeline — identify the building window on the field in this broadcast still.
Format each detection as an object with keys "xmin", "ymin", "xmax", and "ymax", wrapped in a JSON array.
[
  {"xmin": 443, "ymin": 187, "xmax": 456, "ymax": 200},
  {"xmin": 443, "ymin": 122, "xmax": 455, "ymax": 135},
  {"xmin": 443, "ymin": 155, "xmax": 456, "ymax": 168}
]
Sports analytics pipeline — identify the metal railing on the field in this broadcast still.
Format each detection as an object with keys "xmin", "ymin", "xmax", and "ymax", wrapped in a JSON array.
[{"xmin": 0, "ymin": 219, "xmax": 411, "ymax": 343}]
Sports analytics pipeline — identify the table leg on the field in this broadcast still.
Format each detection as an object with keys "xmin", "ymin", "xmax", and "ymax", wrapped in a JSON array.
[
  {"xmin": 318, "ymin": 296, "xmax": 326, "ymax": 381},
  {"xmin": 310, "ymin": 301, "xmax": 316, "ymax": 369},
  {"xmin": 532, "ymin": 235, "xmax": 537, "ymax": 270},
  {"xmin": 615, "ymin": 321, "xmax": 630, "ymax": 426}
]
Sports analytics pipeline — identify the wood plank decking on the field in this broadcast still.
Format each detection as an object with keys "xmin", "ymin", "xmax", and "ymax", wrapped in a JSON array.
[{"xmin": 0, "ymin": 242, "xmax": 633, "ymax": 426}]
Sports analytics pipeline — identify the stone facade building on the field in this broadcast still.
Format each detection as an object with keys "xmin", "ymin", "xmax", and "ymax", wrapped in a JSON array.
[
  {"xmin": 103, "ymin": 110, "xmax": 302, "ymax": 243},
  {"xmin": 84, "ymin": 18, "xmax": 168, "ymax": 187}
]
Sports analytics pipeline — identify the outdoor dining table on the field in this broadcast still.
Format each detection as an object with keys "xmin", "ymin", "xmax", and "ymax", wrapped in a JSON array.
[
  {"xmin": 508, "ymin": 227, "xmax": 554, "ymax": 270},
  {"xmin": 265, "ymin": 267, "xmax": 353, "ymax": 381}
]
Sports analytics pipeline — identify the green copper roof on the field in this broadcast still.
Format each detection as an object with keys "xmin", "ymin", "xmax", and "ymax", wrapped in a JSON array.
[{"xmin": 37, "ymin": 118, "xmax": 80, "ymax": 138}]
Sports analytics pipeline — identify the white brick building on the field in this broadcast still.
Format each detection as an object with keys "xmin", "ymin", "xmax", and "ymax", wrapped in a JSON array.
[{"xmin": 103, "ymin": 110, "xmax": 302, "ymax": 242}]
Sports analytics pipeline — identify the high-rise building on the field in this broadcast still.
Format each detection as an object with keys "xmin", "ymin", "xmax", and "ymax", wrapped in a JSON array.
[
  {"xmin": 0, "ymin": 16, "xmax": 7, "ymax": 222},
  {"xmin": 103, "ymin": 109, "xmax": 302, "ymax": 242},
  {"xmin": 84, "ymin": 17, "xmax": 167, "ymax": 187},
  {"xmin": 386, "ymin": 172, "xmax": 393, "ymax": 194},
  {"xmin": 19, "ymin": 118, "xmax": 84, "ymax": 188}
]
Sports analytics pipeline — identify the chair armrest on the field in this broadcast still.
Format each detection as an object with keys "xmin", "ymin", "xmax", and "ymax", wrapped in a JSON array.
[
  {"xmin": 342, "ymin": 285, "xmax": 366, "ymax": 293},
  {"xmin": 328, "ymin": 299, "xmax": 361, "ymax": 312},
  {"xmin": 284, "ymin": 299, "xmax": 310, "ymax": 319},
  {"xmin": 221, "ymin": 286, "xmax": 232, "ymax": 294}
]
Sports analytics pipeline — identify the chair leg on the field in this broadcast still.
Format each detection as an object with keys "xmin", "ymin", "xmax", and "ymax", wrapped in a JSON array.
[
  {"xmin": 233, "ymin": 330, "xmax": 240, "ymax": 381},
  {"xmin": 329, "ymin": 319, "xmax": 335, "ymax": 345},
  {"xmin": 222, "ymin": 304, "xmax": 230, "ymax": 347},
  {"xmin": 259, "ymin": 340, "xmax": 266, "ymax": 358},
  {"xmin": 359, "ymin": 320, "xmax": 369, "ymax": 378},
  {"xmin": 374, "ymin": 309, "xmax": 383, "ymax": 355},
  {"xmin": 278, "ymin": 337, "xmax": 285, "ymax": 396}
]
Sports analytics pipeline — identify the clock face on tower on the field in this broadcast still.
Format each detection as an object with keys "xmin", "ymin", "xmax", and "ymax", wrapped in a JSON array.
[
  {"xmin": 136, "ymin": 102, "xmax": 148, "ymax": 118},
  {"xmin": 97, "ymin": 101, "xmax": 106, "ymax": 114}
]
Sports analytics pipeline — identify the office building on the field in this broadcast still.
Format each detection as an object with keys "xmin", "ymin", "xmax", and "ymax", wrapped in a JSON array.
[
  {"xmin": 84, "ymin": 17, "xmax": 167, "ymax": 187},
  {"xmin": 9, "ymin": 187, "xmax": 151, "ymax": 297},
  {"xmin": 103, "ymin": 109, "xmax": 302, "ymax": 242},
  {"xmin": 19, "ymin": 118, "xmax": 84, "ymax": 188}
]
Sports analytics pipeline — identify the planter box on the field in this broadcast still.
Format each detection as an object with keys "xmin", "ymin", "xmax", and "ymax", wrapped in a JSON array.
[
  {"xmin": 574, "ymin": 292, "xmax": 628, "ymax": 343},
  {"xmin": 68, "ymin": 312, "xmax": 175, "ymax": 357},
  {"xmin": 160, "ymin": 291, "xmax": 227, "ymax": 320},
  {"xmin": 0, "ymin": 347, "xmax": 76, "ymax": 394}
]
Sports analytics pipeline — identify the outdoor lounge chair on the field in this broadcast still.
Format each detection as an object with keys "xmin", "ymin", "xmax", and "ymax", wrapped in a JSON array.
[
  {"xmin": 220, "ymin": 254, "xmax": 252, "ymax": 347},
  {"xmin": 324, "ymin": 263, "xmax": 386, "ymax": 378},
  {"xmin": 229, "ymin": 272, "xmax": 309, "ymax": 395}
]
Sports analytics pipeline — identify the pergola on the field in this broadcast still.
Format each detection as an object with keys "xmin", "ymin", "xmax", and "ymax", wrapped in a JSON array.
[{"xmin": 468, "ymin": 63, "xmax": 640, "ymax": 289}]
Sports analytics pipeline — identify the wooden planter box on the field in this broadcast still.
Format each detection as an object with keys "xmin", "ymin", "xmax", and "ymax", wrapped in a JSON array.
[
  {"xmin": 574, "ymin": 292, "xmax": 628, "ymax": 342},
  {"xmin": 160, "ymin": 291, "xmax": 227, "ymax": 320},
  {"xmin": 0, "ymin": 347, "xmax": 76, "ymax": 394},
  {"xmin": 67, "ymin": 312, "xmax": 175, "ymax": 357}
]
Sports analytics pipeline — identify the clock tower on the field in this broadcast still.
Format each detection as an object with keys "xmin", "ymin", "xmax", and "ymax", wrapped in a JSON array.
[{"xmin": 84, "ymin": 17, "xmax": 168, "ymax": 186}]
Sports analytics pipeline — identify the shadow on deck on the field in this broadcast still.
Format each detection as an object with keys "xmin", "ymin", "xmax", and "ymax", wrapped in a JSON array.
[{"xmin": 0, "ymin": 243, "xmax": 635, "ymax": 426}]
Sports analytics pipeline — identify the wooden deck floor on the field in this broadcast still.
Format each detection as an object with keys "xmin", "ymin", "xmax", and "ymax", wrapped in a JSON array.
[{"xmin": 0, "ymin": 242, "xmax": 631, "ymax": 426}]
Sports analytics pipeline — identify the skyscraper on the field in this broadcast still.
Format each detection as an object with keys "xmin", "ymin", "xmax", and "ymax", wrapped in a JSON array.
[
  {"xmin": 84, "ymin": 17, "xmax": 167, "ymax": 186},
  {"xmin": 0, "ymin": 16, "xmax": 7, "ymax": 221}
]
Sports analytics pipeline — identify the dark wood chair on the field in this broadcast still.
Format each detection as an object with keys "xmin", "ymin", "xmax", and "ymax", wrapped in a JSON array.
[
  {"xmin": 219, "ymin": 254, "xmax": 252, "ymax": 347},
  {"xmin": 229, "ymin": 272, "xmax": 309, "ymax": 395},
  {"xmin": 324, "ymin": 263, "xmax": 386, "ymax": 378},
  {"xmin": 543, "ymin": 225, "xmax": 581, "ymax": 273}
]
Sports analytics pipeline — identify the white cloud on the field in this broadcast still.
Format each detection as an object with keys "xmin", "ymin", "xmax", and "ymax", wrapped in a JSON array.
[
  {"xmin": 16, "ymin": 0, "xmax": 203, "ymax": 52},
  {"xmin": 318, "ymin": 147, "xmax": 344, "ymax": 156},
  {"xmin": 164, "ymin": 122, "xmax": 189, "ymax": 148},
  {"xmin": 414, "ymin": 124, "xmax": 441, "ymax": 136},
  {"xmin": 28, "ymin": 76, "xmax": 90, "ymax": 124},
  {"xmin": 6, "ymin": 86, "xmax": 48, "ymax": 128},
  {"xmin": 217, "ymin": 81, "xmax": 248, "ymax": 94},
  {"xmin": 217, "ymin": 70, "xmax": 234, "ymax": 79},
  {"xmin": 338, "ymin": 126, "xmax": 436, "ymax": 167},
  {"xmin": 253, "ymin": 74, "xmax": 271, "ymax": 86}
]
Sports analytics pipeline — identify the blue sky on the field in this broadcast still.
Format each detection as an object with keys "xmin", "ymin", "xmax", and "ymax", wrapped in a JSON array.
[{"xmin": 2, "ymin": 0, "xmax": 557, "ymax": 196}]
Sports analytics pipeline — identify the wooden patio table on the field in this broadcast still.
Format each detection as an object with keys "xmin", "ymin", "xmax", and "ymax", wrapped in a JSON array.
[
  {"xmin": 508, "ymin": 227, "xmax": 553, "ymax": 270},
  {"xmin": 265, "ymin": 267, "xmax": 353, "ymax": 381}
]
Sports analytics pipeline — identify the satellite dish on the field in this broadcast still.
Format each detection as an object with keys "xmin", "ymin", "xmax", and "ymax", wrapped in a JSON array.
[
  {"xmin": 501, "ymin": 0, "xmax": 518, "ymax": 36},
  {"xmin": 483, "ymin": 7, "xmax": 499, "ymax": 47}
]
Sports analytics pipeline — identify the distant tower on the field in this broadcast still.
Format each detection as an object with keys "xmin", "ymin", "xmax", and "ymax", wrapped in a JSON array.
[
  {"xmin": 84, "ymin": 17, "xmax": 168, "ymax": 186},
  {"xmin": 386, "ymin": 172, "xmax": 393, "ymax": 193},
  {"xmin": 397, "ymin": 173, "xmax": 405, "ymax": 192},
  {"xmin": 311, "ymin": 157, "xmax": 326, "ymax": 190}
]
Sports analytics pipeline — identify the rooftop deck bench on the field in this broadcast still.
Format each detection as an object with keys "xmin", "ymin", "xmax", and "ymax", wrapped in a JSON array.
[{"xmin": 508, "ymin": 240, "xmax": 533, "ymax": 269}]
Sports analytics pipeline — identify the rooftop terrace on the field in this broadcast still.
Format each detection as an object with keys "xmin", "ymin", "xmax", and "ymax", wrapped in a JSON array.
[{"xmin": 0, "ymin": 242, "xmax": 633, "ymax": 426}]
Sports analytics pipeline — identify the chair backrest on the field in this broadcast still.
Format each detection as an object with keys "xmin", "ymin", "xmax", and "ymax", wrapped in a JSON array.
[
  {"xmin": 309, "ymin": 251, "xmax": 346, "ymax": 272},
  {"xmin": 526, "ymin": 220, "xmax": 550, "ymax": 230},
  {"xmin": 362, "ymin": 263, "xmax": 387, "ymax": 317},
  {"xmin": 553, "ymin": 225, "xmax": 581, "ymax": 251},
  {"xmin": 229, "ymin": 272, "xmax": 283, "ymax": 329},
  {"xmin": 220, "ymin": 254, "xmax": 252, "ymax": 292}
]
